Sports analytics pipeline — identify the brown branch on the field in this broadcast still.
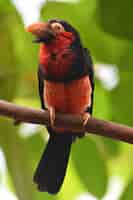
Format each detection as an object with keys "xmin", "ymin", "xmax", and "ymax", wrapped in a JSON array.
[{"xmin": 0, "ymin": 100, "xmax": 133, "ymax": 144}]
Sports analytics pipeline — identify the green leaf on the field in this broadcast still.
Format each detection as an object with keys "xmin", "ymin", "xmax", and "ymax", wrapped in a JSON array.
[
  {"xmin": 110, "ymin": 44, "xmax": 133, "ymax": 126},
  {"xmin": 120, "ymin": 178, "xmax": 133, "ymax": 200},
  {"xmin": 95, "ymin": 0, "xmax": 133, "ymax": 40},
  {"xmin": 93, "ymin": 82, "xmax": 111, "ymax": 119},
  {"xmin": 72, "ymin": 137, "xmax": 108, "ymax": 198},
  {"xmin": 22, "ymin": 132, "xmax": 47, "ymax": 171},
  {"xmin": 101, "ymin": 138, "xmax": 120, "ymax": 157},
  {"xmin": 0, "ymin": 119, "xmax": 37, "ymax": 200},
  {"xmin": 0, "ymin": 2, "xmax": 40, "ymax": 199},
  {"xmin": 41, "ymin": 0, "xmax": 95, "ymax": 24},
  {"xmin": 93, "ymin": 82, "xmax": 120, "ymax": 157},
  {"xmin": 85, "ymin": 21, "xmax": 128, "ymax": 64},
  {"xmin": 0, "ymin": 8, "xmax": 18, "ymax": 100}
]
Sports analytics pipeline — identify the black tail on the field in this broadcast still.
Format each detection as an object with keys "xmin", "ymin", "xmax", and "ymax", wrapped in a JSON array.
[{"xmin": 33, "ymin": 134, "xmax": 73, "ymax": 194}]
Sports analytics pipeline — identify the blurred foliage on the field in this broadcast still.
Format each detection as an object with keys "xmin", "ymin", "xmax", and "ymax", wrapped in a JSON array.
[
  {"xmin": 72, "ymin": 137, "xmax": 107, "ymax": 198},
  {"xmin": 120, "ymin": 178, "xmax": 133, "ymax": 200},
  {"xmin": 0, "ymin": 0, "xmax": 133, "ymax": 200},
  {"xmin": 95, "ymin": 0, "xmax": 133, "ymax": 40}
]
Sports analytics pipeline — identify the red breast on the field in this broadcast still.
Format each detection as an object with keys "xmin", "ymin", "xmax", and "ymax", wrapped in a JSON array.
[{"xmin": 44, "ymin": 76, "xmax": 92, "ymax": 114}]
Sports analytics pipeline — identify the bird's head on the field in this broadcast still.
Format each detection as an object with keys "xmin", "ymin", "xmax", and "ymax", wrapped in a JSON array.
[
  {"xmin": 26, "ymin": 19, "xmax": 82, "ymax": 81},
  {"xmin": 26, "ymin": 19, "xmax": 80, "ymax": 45}
]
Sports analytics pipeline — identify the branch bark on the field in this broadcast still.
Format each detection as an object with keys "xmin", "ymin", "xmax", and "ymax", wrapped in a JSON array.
[{"xmin": 0, "ymin": 100, "xmax": 133, "ymax": 144}]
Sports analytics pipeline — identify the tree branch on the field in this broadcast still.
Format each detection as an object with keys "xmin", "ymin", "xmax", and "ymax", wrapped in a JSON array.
[{"xmin": 0, "ymin": 100, "xmax": 133, "ymax": 144}]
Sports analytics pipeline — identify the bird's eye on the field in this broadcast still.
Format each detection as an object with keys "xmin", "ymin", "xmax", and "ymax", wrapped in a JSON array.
[{"xmin": 51, "ymin": 23, "xmax": 65, "ymax": 33}]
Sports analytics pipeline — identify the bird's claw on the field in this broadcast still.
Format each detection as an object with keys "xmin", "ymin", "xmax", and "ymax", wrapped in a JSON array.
[
  {"xmin": 82, "ymin": 112, "xmax": 90, "ymax": 126},
  {"xmin": 49, "ymin": 107, "xmax": 55, "ymax": 127}
]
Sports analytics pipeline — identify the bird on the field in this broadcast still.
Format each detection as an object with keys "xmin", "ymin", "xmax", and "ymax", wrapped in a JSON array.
[{"xmin": 26, "ymin": 19, "xmax": 94, "ymax": 194}]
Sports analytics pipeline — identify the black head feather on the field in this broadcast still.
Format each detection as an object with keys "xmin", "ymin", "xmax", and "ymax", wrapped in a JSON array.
[{"xmin": 48, "ymin": 19, "xmax": 81, "ymax": 43}]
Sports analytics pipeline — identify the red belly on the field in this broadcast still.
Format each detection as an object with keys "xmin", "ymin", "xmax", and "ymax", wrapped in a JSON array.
[{"xmin": 44, "ymin": 76, "xmax": 92, "ymax": 114}]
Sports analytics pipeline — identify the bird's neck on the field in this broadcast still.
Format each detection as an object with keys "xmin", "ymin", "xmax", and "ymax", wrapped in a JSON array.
[{"xmin": 39, "ymin": 35, "xmax": 75, "ymax": 80}]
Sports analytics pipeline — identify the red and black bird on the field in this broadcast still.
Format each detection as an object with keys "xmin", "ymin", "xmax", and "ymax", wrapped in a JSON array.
[{"xmin": 26, "ymin": 19, "xmax": 94, "ymax": 194}]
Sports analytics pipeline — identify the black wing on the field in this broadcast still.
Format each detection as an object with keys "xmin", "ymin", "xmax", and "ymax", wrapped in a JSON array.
[
  {"xmin": 83, "ymin": 48, "xmax": 95, "ymax": 115},
  {"xmin": 38, "ymin": 66, "xmax": 46, "ymax": 110}
]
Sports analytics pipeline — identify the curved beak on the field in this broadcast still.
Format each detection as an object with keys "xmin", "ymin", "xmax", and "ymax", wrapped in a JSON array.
[{"xmin": 26, "ymin": 22, "xmax": 55, "ymax": 43}]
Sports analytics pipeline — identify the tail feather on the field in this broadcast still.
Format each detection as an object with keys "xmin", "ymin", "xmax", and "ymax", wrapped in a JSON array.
[{"xmin": 33, "ymin": 134, "xmax": 73, "ymax": 194}]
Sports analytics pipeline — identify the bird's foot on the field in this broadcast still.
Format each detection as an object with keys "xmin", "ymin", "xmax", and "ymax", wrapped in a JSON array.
[
  {"xmin": 49, "ymin": 108, "xmax": 67, "ymax": 133},
  {"xmin": 82, "ymin": 112, "xmax": 90, "ymax": 126},
  {"xmin": 49, "ymin": 107, "xmax": 56, "ymax": 127}
]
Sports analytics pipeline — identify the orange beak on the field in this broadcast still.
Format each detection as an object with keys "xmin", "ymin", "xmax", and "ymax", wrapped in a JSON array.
[{"xmin": 26, "ymin": 22, "xmax": 55, "ymax": 43}]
